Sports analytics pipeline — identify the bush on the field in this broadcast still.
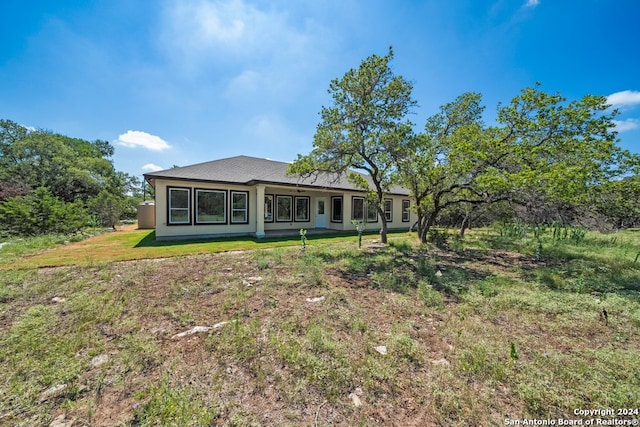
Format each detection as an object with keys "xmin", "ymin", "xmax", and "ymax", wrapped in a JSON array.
[
  {"xmin": 0, "ymin": 187, "xmax": 90, "ymax": 236},
  {"xmin": 87, "ymin": 190, "xmax": 125, "ymax": 228}
]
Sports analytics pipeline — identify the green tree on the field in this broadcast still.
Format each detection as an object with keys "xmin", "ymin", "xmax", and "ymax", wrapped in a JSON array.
[
  {"xmin": 587, "ymin": 176, "xmax": 640, "ymax": 230},
  {"xmin": 288, "ymin": 47, "xmax": 416, "ymax": 243},
  {"xmin": 88, "ymin": 190, "xmax": 125, "ymax": 229},
  {"xmin": 0, "ymin": 187, "xmax": 89, "ymax": 236},
  {"xmin": 400, "ymin": 86, "xmax": 630, "ymax": 243}
]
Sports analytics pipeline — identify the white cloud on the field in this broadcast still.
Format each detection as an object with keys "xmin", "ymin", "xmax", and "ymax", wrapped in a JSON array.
[
  {"xmin": 116, "ymin": 131, "xmax": 171, "ymax": 151},
  {"xmin": 161, "ymin": 0, "xmax": 291, "ymax": 60},
  {"xmin": 612, "ymin": 118, "xmax": 640, "ymax": 132},
  {"xmin": 224, "ymin": 69, "xmax": 261, "ymax": 98},
  {"xmin": 524, "ymin": 0, "xmax": 540, "ymax": 8},
  {"xmin": 607, "ymin": 90, "xmax": 640, "ymax": 109},
  {"xmin": 159, "ymin": 0, "xmax": 321, "ymax": 71},
  {"xmin": 141, "ymin": 163, "xmax": 165, "ymax": 172}
]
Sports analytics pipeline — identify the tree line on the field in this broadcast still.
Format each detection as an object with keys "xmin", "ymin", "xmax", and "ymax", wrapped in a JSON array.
[
  {"xmin": 288, "ymin": 48, "xmax": 640, "ymax": 243},
  {"xmin": 0, "ymin": 119, "xmax": 145, "ymax": 236}
]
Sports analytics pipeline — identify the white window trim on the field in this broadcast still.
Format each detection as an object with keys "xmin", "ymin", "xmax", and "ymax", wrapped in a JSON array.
[
  {"xmin": 168, "ymin": 187, "xmax": 191, "ymax": 225},
  {"xmin": 352, "ymin": 196, "xmax": 365, "ymax": 221},
  {"xmin": 276, "ymin": 195, "xmax": 293, "ymax": 222},
  {"xmin": 195, "ymin": 189, "xmax": 226, "ymax": 224},
  {"xmin": 384, "ymin": 198, "xmax": 393, "ymax": 222},
  {"xmin": 402, "ymin": 200, "xmax": 411, "ymax": 222},
  {"xmin": 294, "ymin": 196, "xmax": 310, "ymax": 222},
  {"xmin": 231, "ymin": 191, "xmax": 248, "ymax": 224}
]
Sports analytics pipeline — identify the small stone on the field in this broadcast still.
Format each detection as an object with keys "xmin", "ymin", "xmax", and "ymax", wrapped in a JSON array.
[
  {"xmin": 51, "ymin": 297, "xmax": 67, "ymax": 303},
  {"xmin": 90, "ymin": 354, "xmax": 109, "ymax": 368},
  {"xmin": 246, "ymin": 276, "xmax": 264, "ymax": 282},
  {"xmin": 172, "ymin": 322, "xmax": 228, "ymax": 339},
  {"xmin": 431, "ymin": 358, "xmax": 450, "ymax": 367},
  {"xmin": 374, "ymin": 346, "xmax": 387, "ymax": 355},
  {"xmin": 435, "ymin": 270, "xmax": 443, "ymax": 277},
  {"xmin": 348, "ymin": 391, "xmax": 363, "ymax": 408},
  {"xmin": 39, "ymin": 384, "xmax": 67, "ymax": 402},
  {"xmin": 224, "ymin": 267, "xmax": 233, "ymax": 271},
  {"xmin": 305, "ymin": 296, "xmax": 325, "ymax": 303},
  {"xmin": 49, "ymin": 414, "xmax": 74, "ymax": 427}
]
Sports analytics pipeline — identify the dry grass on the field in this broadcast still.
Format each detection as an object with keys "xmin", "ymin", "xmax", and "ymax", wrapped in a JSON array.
[{"xmin": 1, "ymin": 233, "xmax": 639, "ymax": 426}]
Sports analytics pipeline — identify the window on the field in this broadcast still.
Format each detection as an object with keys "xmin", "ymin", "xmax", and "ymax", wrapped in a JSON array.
[
  {"xmin": 352, "ymin": 197, "xmax": 365, "ymax": 220},
  {"xmin": 276, "ymin": 195, "xmax": 292, "ymax": 222},
  {"xmin": 196, "ymin": 189, "xmax": 226, "ymax": 224},
  {"xmin": 331, "ymin": 196, "xmax": 343, "ymax": 222},
  {"xmin": 295, "ymin": 196, "xmax": 310, "ymax": 222},
  {"xmin": 168, "ymin": 187, "xmax": 191, "ymax": 224},
  {"xmin": 402, "ymin": 200, "xmax": 411, "ymax": 222},
  {"xmin": 384, "ymin": 198, "xmax": 393, "ymax": 222},
  {"xmin": 367, "ymin": 200, "xmax": 378, "ymax": 222},
  {"xmin": 317, "ymin": 199, "xmax": 325, "ymax": 215},
  {"xmin": 264, "ymin": 194, "xmax": 274, "ymax": 222},
  {"xmin": 231, "ymin": 191, "xmax": 248, "ymax": 224}
]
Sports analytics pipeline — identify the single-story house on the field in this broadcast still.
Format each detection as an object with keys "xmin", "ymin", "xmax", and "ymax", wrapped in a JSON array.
[{"xmin": 143, "ymin": 155, "xmax": 416, "ymax": 240}]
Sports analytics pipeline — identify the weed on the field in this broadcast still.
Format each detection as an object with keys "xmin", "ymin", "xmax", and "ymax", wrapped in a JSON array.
[
  {"xmin": 510, "ymin": 342, "xmax": 519, "ymax": 361},
  {"xmin": 418, "ymin": 280, "xmax": 444, "ymax": 307},
  {"xmin": 132, "ymin": 377, "xmax": 220, "ymax": 426}
]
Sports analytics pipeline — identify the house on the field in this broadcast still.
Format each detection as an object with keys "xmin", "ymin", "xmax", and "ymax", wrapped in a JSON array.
[{"xmin": 143, "ymin": 155, "xmax": 416, "ymax": 240}]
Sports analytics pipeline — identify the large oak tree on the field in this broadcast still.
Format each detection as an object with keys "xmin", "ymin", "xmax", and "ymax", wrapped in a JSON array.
[
  {"xmin": 288, "ymin": 48, "xmax": 415, "ymax": 243},
  {"xmin": 400, "ymin": 85, "xmax": 633, "ymax": 242}
]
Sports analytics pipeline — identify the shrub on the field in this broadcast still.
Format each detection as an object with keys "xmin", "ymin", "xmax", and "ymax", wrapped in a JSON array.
[
  {"xmin": 0, "ymin": 187, "xmax": 90, "ymax": 236},
  {"xmin": 87, "ymin": 190, "xmax": 125, "ymax": 229}
]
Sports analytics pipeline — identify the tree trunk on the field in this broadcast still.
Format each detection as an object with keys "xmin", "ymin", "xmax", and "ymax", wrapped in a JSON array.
[
  {"xmin": 459, "ymin": 214, "xmax": 469, "ymax": 237},
  {"xmin": 420, "ymin": 211, "xmax": 438, "ymax": 244},
  {"xmin": 379, "ymin": 206, "xmax": 388, "ymax": 244}
]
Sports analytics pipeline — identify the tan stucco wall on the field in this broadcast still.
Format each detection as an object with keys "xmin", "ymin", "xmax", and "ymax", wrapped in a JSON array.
[
  {"xmin": 152, "ymin": 179, "xmax": 416, "ymax": 239},
  {"xmin": 154, "ymin": 179, "xmax": 257, "ymax": 239}
]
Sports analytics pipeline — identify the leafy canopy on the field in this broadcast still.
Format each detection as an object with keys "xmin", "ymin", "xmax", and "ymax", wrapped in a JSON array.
[{"xmin": 288, "ymin": 47, "xmax": 416, "ymax": 242}]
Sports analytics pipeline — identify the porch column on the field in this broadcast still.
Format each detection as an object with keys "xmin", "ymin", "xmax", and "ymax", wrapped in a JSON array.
[{"xmin": 255, "ymin": 184, "xmax": 265, "ymax": 238}]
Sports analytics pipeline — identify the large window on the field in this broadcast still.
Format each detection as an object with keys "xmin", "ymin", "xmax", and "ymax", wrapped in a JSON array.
[
  {"xmin": 367, "ymin": 200, "xmax": 378, "ymax": 222},
  {"xmin": 384, "ymin": 198, "xmax": 393, "ymax": 222},
  {"xmin": 295, "ymin": 196, "xmax": 310, "ymax": 222},
  {"xmin": 168, "ymin": 187, "xmax": 191, "ymax": 225},
  {"xmin": 231, "ymin": 191, "xmax": 248, "ymax": 224},
  {"xmin": 331, "ymin": 196, "xmax": 343, "ymax": 223},
  {"xmin": 352, "ymin": 197, "xmax": 365, "ymax": 221},
  {"xmin": 276, "ymin": 195, "xmax": 292, "ymax": 222},
  {"xmin": 402, "ymin": 200, "xmax": 411, "ymax": 222},
  {"xmin": 264, "ymin": 194, "xmax": 274, "ymax": 222},
  {"xmin": 352, "ymin": 197, "xmax": 378, "ymax": 222},
  {"xmin": 196, "ymin": 189, "xmax": 226, "ymax": 224}
]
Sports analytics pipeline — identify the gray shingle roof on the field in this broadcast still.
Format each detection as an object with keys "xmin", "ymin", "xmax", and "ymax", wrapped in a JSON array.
[{"xmin": 144, "ymin": 155, "xmax": 409, "ymax": 195}]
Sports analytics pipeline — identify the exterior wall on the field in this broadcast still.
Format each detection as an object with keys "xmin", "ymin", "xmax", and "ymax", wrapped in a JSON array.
[
  {"xmin": 153, "ymin": 178, "xmax": 416, "ymax": 240},
  {"xmin": 261, "ymin": 186, "xmax": 344, "ymax": 232},
  {"xmin": 154, "ymin": 179, "xmax": 257, "ymax": 239},
  {"xmin": 341, "ymin": 191, "xmax": 416, "ymax": 232}
]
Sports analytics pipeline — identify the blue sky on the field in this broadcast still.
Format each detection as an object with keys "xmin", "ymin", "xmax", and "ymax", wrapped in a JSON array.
[{"xmin": 1, "ymin": 0, "xmax": 639, "ymax": 179}]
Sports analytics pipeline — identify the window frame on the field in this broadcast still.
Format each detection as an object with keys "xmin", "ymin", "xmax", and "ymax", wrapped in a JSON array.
[
  {"xmin": 167, "ymin": 186, "xmax": 191, "ymax": 225},
  {"xmin": 230, "ymin": 191, "xmax": 249, "ymax": 224},
  {"xmin": 294, "ymin": 196, "xmax": 310, "ymax": 222},
  {"xmin": 351, "ymin": 196, "xmax": 365, "ymax": 221},
  {"xmin": 264, "ymin": 194, "xmax": 274, "ymax": 223},
  {"xmin": 402, "ymin": 199, "xmax": 411, "ymax": 222},
  {"xmin": 331, "ymin": 196, "xmax": 343, "ymax": 223},
  {"xmin": 366, "ymin": 200, "xmax": 379, "ymax": 223},
  {"xmin": 276, "ymin": 195, "xmax": 293, "ymax": 222},
  {"xmin": 384, "ymin": 198, "xmax": 393, "ymax": 222},
  {"xmin": 195, "ymin": 188, "xmax": 227, "ymax": 225}
]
